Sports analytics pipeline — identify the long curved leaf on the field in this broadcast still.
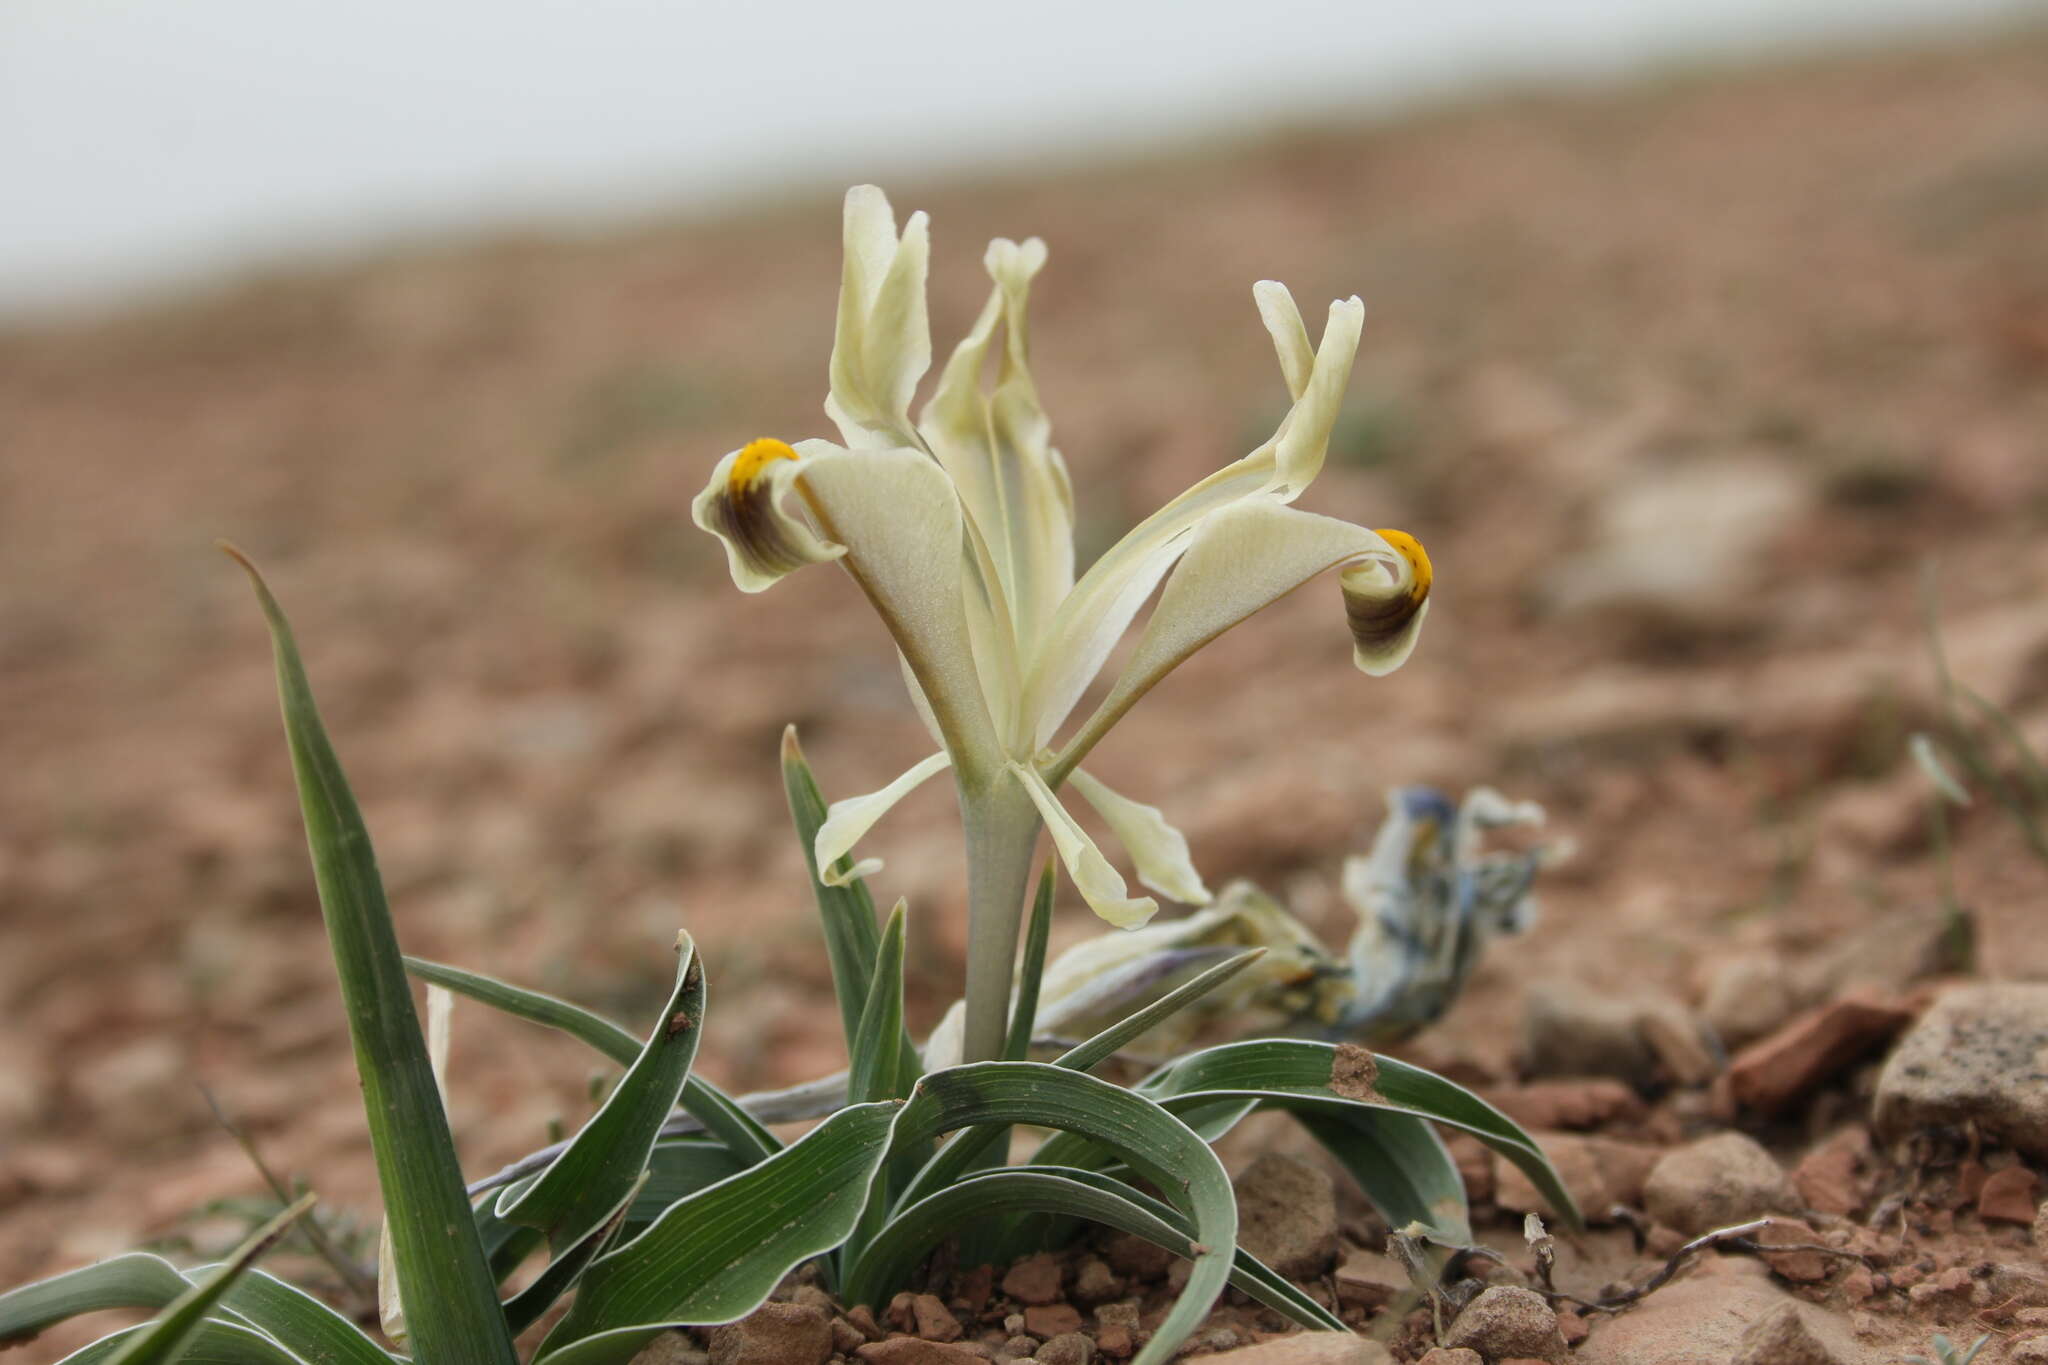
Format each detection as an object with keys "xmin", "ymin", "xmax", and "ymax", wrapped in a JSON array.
[
  {"xmin": 60, "ymin": 1321, "xmax": 311, "ymax": 1365},
  {"xmin": 536, "ymin": 1062, "xmax": 1237, "ymax": 1365},
  {"xmin": 405, "ymin": 956, "xmax": 780, "ymax": 1184},
  {"xmin": 101, "ymin": 1195, "xmax": 314, "ymax": 1365},
  {"xmin": 1293, "ymin": 1108, "xmax": 1471, "ymax": 1244},
  {"xmin": 495, "ymin": 934, "xmax": 707, "ymax": 1250},
  {"xmin": 226, "ymin": 549, "xmax": 518, "ymax": 1365},
  {"xmin": 848, "ymin": 1167, "xmax": 1346, "ymax": 1332},
  {"xmin": 0, "ymin": 1255, "xmax": 192, "ymax": 1348}
]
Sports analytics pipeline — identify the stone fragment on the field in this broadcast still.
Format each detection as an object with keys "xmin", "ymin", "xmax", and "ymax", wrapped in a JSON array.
[
  {"xmin": 1034, "ymin": 1333, "xmax": 1092, "ymax": 1365},
  {"xmin": 1001, "ymin": 1253, "xmax": 1062, "ymax": 1306},
  {"xmin": 1874, "ymin": 984, "xmax": 2048, "ymax": 1156},
  {"xmin": 1523, "ymin": 986, "xmax": 1658, "ymax": 1087},
  {"xmin": 1638, "ymin": 1002, "xmax": 1721, "ymax": 1087},
  {"xmin": 1233, "ymin": 1152, "xmax": 1342, "ymax": 1279},
  {"xmin": 1493, "ymin": 1133, "xmax": 1662, "ymax": 1222},
  {"xmin": 707, "ymin": 1301, "xmax": 832, "ymax": 1365},
  {"xmin": 911, "ymin": 1294, "xmax": 962, "ymax": 1342},
  {"xmin": 856, "ymin": 1340, "xmax": 989, "ymax": 1365},
  {"xmin": 1022, "ymin": 1305, "xmax": 1082, "ymax": 1338},
  {"xmin": 1001, "ymin": 1335, "xmax": 1039, "ymax": 1360},
  {"xmin": 1793, "ymin": 1130, "xmax": 1869, "ymax": 1216},
  {"xmin": 845, "ymin": 1304, "xmax": 884, "ymax": 1340},
  {"xmin": 1100, "ymin": 1233, "xmax": 1172, "ymax": 1280},
  {"xmin": 1576, "ymin": 1257, "xmax": 1859, "ymax": 1364},
  {"xmin": 2036, "ymin": 1199, "xmax": 2048, "ymax": 1246},
  {"xmin": 952, "ymin": 1264, "xmax": 993, "ymax": 1315},
  {"xmin": 1441, "ymin": 1286, "xmax": 1567, "ymax": 1362},
  {"xmin": 1986, "ymin": 1262, "xmax": 2048, "ymax": 1310},
  {"xmin": 1192, "ymin": 1334, "xmax": 1392, "ymax": 1363},
  {"xmin": 1478, "ymin": 1079, "xmax": 1645, "ymax": 1131},
  {"xmin": 2011, "ymin": 1338, "xmax": 2048, "ymax": 1365},
  {"xmin": 1753, "ymin": 1218, "xmax": 1831, "ymax": 1282},
  {"xmin": 1980, "ymin": 1166, "xmax": 2040, "ymax": 1224},
  {"xmin": 1418, "ymin": 1351, "xmax": 1482, "ymax": 1365},
  {"xmin": 1643, "ymin": 1132, "xmax": 1796, "ymax": 1236},
  {"xmin": 833, "ymin": 1319, "xmax": 870, "ymax": 1355},
  {"xmin": 1726, "ymin": 988, "xmax": 1914, "ymax": 1116},
  {"xmin": 1071, "ymin": 1257, "xmax": 1119, "ymax": 1305},
  {"xmin": 1730, "ymin": 1303, "xmax": 1838, "ymax": 1365},
  {"xmin": 630, "ymin": 1333, "xmax": 709, "ymax": 1365},
  {"xmin": 1701, "ymin": 953, "xmax": 1798, "ymax": 1049}
]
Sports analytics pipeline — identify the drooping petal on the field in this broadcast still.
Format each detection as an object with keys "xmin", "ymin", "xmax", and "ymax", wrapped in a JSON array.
[
  {"xmin": 1342, "ymin": 528, "xmax": 1431, "ymax": 676},
  {"xmin": 1007, "ymin": 762, "xmax": 1157, "ymax": 929},
  {"xmin": 1068, "ymin": 767, "xmax": 1211, "ymax": 905},
  {"xmin": 814, "ymin": 751, "xmax": 953, "ymax": 886},
  {"xmin": 825, "ymin": 186, "xmax": 933, "ymax": 451},
  {"xmin": 1056, "ymin": 498, "xmax": 1423, "ymax": 773},
  {"xmin": 920, "ymin": 237, "xmax": 1076, "ymax": 672},
  {"xmin": 690, "ymin": 438, "xmax": 846, "ymax": 592},
  {"xmin": 1020, "ymin": 291, "xmax": 1366, "ymax": 745},
  {"xmin": 797, "ymin": 447, "xmax": 1003, "ymax": 776}
]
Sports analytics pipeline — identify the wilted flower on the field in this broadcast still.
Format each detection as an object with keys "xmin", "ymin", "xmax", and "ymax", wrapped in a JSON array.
[{"xmin": 694, "ymin": 185, "xmax": 1431, "ymax": 1060}]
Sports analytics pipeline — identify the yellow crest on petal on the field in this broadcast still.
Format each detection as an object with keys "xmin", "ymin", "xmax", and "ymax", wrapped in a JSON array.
[
  {"xmin": 1343, "ymin": 529, "xmax": 1432, "ymax": 676},
  {"xmin": 729, "ymin": 437, "xmax": 801, "ymax": 494},
  {"xmin": 1373, "ymin": 528, "xmax": 1432, "ymax": 605}
]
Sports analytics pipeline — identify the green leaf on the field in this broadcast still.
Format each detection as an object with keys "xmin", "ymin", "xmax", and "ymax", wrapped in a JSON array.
[
  {"xmin": 211, "ymin": 1269, "xmax": 395, "ymax": 1365},
  {"xmin": 404, "ymin": 956, "xmax": 780, "ymax": 1176},
  {"xmin": 0, "ymin": 1255, "xmax": 193, "ymax": 1349},
  {"xmin": 537, "ymin": 1062, "xmax": 1237, "ymax": 1365},
  {"xmin": 405, "ymin": 956, "xmax": 639, "ymax": 1065},
  {"xmin": 102, "ymin": 1193, "xmax": 314, "ymax": 1365},
  {"xmin": 629, "ymin": 1141, "xmax": 750, "ymax": 1227},
  {"xmin": 848, "ymin": 1166, "xmax": 1347, "ymax": 1333},
  {"xmin": 60, "ymin": 1320, "xmax": 312, "ymax": 1365},
  {"xmin": 846, "ymin": 904, "xmax": 910, "ymax": 1106},
  {"xmin": 781, "ymin": 729, "xmax": 921, "ymax": 1084},
  {"xmin": 495, "ymin": 934, "xmax": 707, "ymax": 1251},
  {"xmin": 503, "ymin": 1177, "xmax": 646, "ymax": 1338},
  {"xmin": 224, "ymin": 547, "xmax": 519, "ymax": 1365},
  {"xmin": 1003, "ymin": 862, "xmax": 1058, "ymax": 1062},
  {"xmin": 1133, "ymin": 1038, "xmax": 1574, "ymax": 1231},
  {"xmin": 893, "ymin": 946, "xmax": 1267, "ymax": 1216},
  {"xmin": 1293, "ymin": 1108, "xmax": 1472, "ymax": 1245}
]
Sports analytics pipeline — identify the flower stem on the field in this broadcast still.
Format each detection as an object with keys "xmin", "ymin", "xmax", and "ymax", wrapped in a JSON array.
[{"xmin": 959, "ymin": 776, "xmax": 1043, "ymax": 1064}]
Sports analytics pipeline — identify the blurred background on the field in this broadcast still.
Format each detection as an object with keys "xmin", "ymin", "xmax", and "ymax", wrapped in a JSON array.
[{"xmin": 4, "ymin": 0, "xmax": 2048, "ymax": 1342}]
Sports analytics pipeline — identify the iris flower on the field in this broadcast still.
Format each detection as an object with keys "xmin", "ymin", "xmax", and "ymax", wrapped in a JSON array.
[{"xmin": 694, "ymin": 186, "xmax": 1430, "ymax": 1061}]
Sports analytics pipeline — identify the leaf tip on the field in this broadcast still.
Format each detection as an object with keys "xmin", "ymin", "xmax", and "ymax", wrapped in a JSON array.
[{"xmin": 781, "ymin": 724, "xmax": 806, "ymax": 766}]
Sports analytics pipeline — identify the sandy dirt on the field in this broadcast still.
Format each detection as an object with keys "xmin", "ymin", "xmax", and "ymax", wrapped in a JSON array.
[{"xmin": 3, "ymin": 28, "xmax": 2047, "ymax": 1363}]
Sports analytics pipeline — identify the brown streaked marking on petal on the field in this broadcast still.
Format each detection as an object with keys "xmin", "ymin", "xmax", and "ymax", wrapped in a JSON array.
[
  {"xmin": 716, "ymin": 438, "xmax": 814, "ymax": 577},
  {"xmin": 1345, "ymin": 529, "xmax": 1431, "ymax": 657}
]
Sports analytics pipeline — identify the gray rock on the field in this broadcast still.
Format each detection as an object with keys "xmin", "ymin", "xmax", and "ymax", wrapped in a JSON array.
[
  {"xmin": 1874, "ymin": 984, "xmax": 2048, "ymax": 1157},
  {"xmin": 1524, "ymin": 985, "xmax": 1659, "ymax": 1086},
  {"xmin": 1442, "ymin": 1285, "xmax": 1567, "ymax": 1362},
  {"xmin": 1234, "ymin": 1152, "xmax": 1341, "ymax": 1280},
  {"xmin": 1034, "ymin": 1333, "xmax": 1092, "ymax": 1365},
  {"xmin": 1643, "ymin": 1132, "xmax": 1796, "ymax": 1236},
  {"xmin": 1576, "ymin": 1257, "xmax": 1862, "ymax": 1365},
  {"xmin": 1732, "ymin": 1303, "xmax": 1838, "ymax": 1365},
  {"xmin": 630, "ymin": 1332, "xmax": 710, "ymax": 1365}
]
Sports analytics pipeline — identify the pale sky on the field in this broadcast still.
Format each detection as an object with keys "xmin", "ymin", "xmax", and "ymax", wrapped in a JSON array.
[{"xmin": 1, "ymin": 0, "xmax": 2037, "ymax": 316}]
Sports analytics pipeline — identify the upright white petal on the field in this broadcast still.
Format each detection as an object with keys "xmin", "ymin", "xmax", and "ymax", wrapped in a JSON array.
[
  {"xmin": 1061, "ymin": 498, "xmax": 1421, "ymax": 770},
  {"xmin": 1007, "ymin": 762, "xmax": 1157, "ymax": 929},
  {"xmin": 826, "ymin": 186, "xmax": 933, "ymax": 451},
  {"xmin": 920, "ymin": 236, "xmax": 1076, "ymax": 667},
  {"xmin": 1254, "ymin": 281, "xmax": 1315, "ymax": 401},
  {"xmin": 814, "ymin": 751, "xmax": 953, "ymax": 886},
  {"xmin": 1021, "ymin": 291, "xmax": 1366, "ymax": 745},
  {"xmin": 1068, "ymin": 768, "xmax": 1211, "ymax": 905},
  {"xmin": 798, "ymin": 447, "xmax": 1002, "ymax": 776}
]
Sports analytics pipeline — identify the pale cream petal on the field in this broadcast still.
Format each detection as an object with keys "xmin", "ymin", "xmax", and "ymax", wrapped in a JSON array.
[
  {"xmin": 1057, "ymin": 499, "xmax": 1416, "ymax": 772},
  {"xmin": 918, "ymin": 235, "xmax": 1074, "ymax": 679},
  {"xmin": 1068, "ymin": 767, "xmax": 1211, "ymax": 906},
  {"xmin": 1022, "ymin": 292, "xmax": 1365, "ymax": 745},
  {"xmin": 797, "ymin": 447, "xmax": 1003, "ymax": 775},
  {"xmin": 814, "ymin": 751, "xmax": 953, "ymax": 886},
  {"xmin": 1254, "ymin": 280, "xmax": 1314, "ymax": 401},
  {"xmin": 1008, "ymin": 762, "xmax": 1157, "ymax": 929},
  {"xmin": 689, "ymin": 439, "xmax": 846, "ymax": 592},
  {"xmin": 826, "ymin": 186, "xmax": 932, "ymax": 451},
  {"xmin": 1271, "ymin": 295, "xmax": 1365, "ymax": 495}
]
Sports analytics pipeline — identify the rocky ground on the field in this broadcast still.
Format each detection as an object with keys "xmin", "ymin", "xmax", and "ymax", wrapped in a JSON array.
[{"xmin": 4, "ymin": 26, "xmax": 2048, "ymax": 1365}]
